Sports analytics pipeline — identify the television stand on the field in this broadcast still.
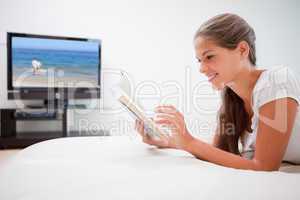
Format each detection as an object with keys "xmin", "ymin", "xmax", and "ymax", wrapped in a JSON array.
[
  {"xmin": 15, "ymin": 110, "xmax": 57, "ymax": 120},
  {"xmin": 25, "ymin": 104, "xmax": 47, "ymax": 109},
  {"xmin": 0, "ymin": 105, "xmax": 67, "ymax": 149}
]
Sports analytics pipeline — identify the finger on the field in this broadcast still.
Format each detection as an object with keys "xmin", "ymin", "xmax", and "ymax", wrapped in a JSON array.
[
  {"xmin": 135, "ymin": 119, "xmax": 139, "ymax": 130},
  {"xmin": 154, "ymin": 113, "xmax": 176, "ymax": 120},
  {"xmin": 154, "ymin": 117, "xmax": 181, "ymax": 133},
  {"xmin": 154, "ymin": 114, "xmax": 179, "ymax": 126},
  {"xmin": 141, "ymin": 117, "xmax": 170, "ymax": 143},
  {"xmin": 154, "ymin": 118, "xmax": 173, "ymax": 125},
  {"xmin": 155, "ymin": 104, "xmax": 176, "ymax": 110},
  {"xmin": 142, "ymin": 132, "xmax": 160, "ymax": 145},
  {"xmin": 136, "ymin": 120, "xmax": 145, "ymax": 137},
  {"xmin": 155, "ymin": 106, "xmax": 180, "ymax": 116},
  {"xmin": 140, "ymin": 122, "xmax": 163, "ymax": 142},
  {"xmin": 135, "ymin": 119, "xmax": 140, "ymax": 131},
  {"xmin": 154, "ymin": 115, "xmax": 178, "ymax": 125},
  {"xmin": 142, "ymin": 134, "xmax": 151, "ymax": 144},
  {"xmin": 152, "ymin": 137, "xmax": 169, "ymax": 147},
  {"xmin": 155, "ymin": 105, "xmax": 177, "ymax": 113},
  {"xmin": 143, "ymin": 133, "xmax": 169, "ymax": 147},
  {"xmin": 136, "ymin": 119, "xmax": 144, "ymax": 131}
]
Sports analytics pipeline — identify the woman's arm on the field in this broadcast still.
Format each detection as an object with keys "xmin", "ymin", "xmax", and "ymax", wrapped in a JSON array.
[
  {"xmin": 184, "ymin": 98, "xmax": 298, "ymax": 171},
  {"xmin": 153, "ymin": 98, "xmax": 298, "ymax": 171}
]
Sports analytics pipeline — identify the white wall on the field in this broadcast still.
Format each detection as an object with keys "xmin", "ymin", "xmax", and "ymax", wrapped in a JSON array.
[{"xmin": 0, "ymin": 0, "xmax": 299, "ymax": 141}]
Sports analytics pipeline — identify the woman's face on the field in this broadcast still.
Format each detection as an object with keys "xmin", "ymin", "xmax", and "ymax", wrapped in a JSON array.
[{"xmin": 194, "ymin": 36, "xmax": 244, "ymax": 90}]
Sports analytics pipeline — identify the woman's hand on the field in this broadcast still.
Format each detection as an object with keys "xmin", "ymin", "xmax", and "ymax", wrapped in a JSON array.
[
  {"xmin": 153, "ymin": 105, "xmax": 194, "ymax": 150},
  {"xmin": 135, "ymin": 119, "xmax": 170, "ymax": 148}
]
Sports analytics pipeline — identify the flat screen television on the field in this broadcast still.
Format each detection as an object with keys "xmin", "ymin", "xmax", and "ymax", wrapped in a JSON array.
[{"xmin": 7, "ymin": 32, "xmax": 101, "ymax": 100}]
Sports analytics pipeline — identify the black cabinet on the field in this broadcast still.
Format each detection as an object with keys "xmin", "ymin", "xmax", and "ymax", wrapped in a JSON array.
[{"xmin": 0, "ymin": 108, "xmax": 67, "ymax": 149}]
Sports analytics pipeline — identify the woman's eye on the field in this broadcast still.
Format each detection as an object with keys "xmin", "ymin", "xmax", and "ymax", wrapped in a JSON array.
[{"xmin": 207, "ymin": 55, "xmax": 214, "ymax": 60}]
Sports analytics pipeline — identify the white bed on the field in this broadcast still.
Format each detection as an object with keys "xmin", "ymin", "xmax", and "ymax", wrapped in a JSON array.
[{"xmin": 0, "ymin": 136, "xmax": 299, "ymax": 200}]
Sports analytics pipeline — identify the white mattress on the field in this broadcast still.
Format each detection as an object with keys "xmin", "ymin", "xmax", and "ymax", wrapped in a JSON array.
[{"xmin": 0, "ymin": 136, "xmax": 299, "ymax": 200}]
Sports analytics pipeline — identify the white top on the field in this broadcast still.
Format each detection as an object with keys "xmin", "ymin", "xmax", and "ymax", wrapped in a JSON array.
[{"xmin": 240, "ymin": 66, "xmax": 300, "ymax": 163}]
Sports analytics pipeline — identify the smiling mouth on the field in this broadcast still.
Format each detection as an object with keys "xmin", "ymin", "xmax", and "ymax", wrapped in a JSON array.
[{"xmin": 208, "ymin": 73, "xmax": 218, "ymax": 82}]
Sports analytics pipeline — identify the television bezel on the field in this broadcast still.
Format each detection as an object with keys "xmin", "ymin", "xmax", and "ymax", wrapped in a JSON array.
[{"xmin": 7, "ymin": 32, "xmax": 101, "ymax": 100}]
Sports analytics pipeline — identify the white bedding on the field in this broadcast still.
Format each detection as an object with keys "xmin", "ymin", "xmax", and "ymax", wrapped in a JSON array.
[{"xmin": 0, "ymin": 136, "xmax": 299, "ymax": 200}]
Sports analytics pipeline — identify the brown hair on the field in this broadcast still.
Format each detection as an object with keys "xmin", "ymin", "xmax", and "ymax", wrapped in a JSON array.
[{"xmin": 194, "ymin": 13, "xmax": 256, "ymax": 155}]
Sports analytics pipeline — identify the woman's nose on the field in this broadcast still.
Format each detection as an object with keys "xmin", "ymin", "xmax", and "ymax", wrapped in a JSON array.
[{"xmin": 199, "ymin": 63, "xmax": 208, "ymax": 74}]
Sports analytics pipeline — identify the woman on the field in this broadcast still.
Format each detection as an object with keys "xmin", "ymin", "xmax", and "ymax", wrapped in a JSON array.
[{"xmin": 135, "ymin": 13, "xmax": 300, "ymax": 171}]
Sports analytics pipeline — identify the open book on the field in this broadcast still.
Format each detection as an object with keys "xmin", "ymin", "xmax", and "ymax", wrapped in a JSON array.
[{"xmin": 111, "ymin": 87, "xmax": 166, "ymax": 140}]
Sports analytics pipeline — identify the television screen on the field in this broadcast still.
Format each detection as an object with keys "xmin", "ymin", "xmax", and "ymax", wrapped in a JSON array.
[{"xmin": 8, "ymin": 33, "xmax": 100, "ymax": 89}]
